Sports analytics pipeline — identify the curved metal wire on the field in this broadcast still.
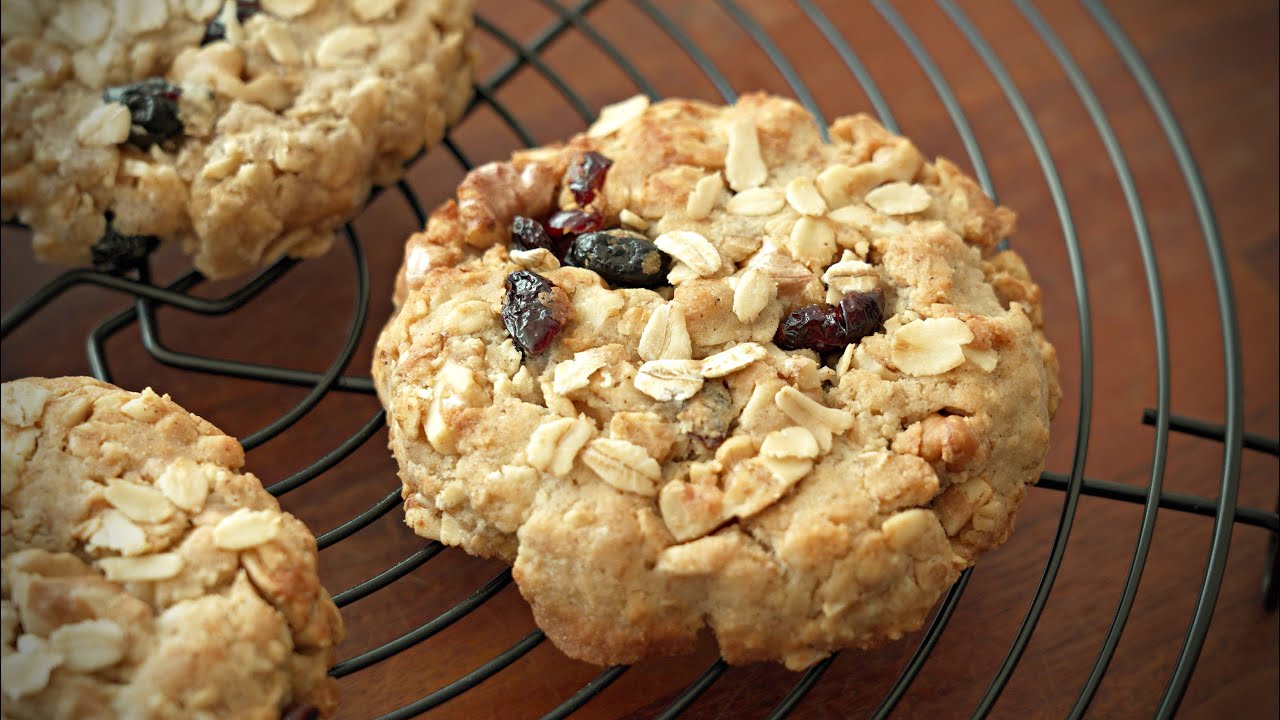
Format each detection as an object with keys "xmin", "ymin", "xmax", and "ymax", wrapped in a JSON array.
[
  {"xmin": 1011, "ymin": 4, "xmax": 1170, "ymax": 715},
  {"xmin": 332, "ymin": 543, "xmax": 445, "ymax": 608},
  {"xmin": 862, "ymin": 3, "xmax": 1007, "ymax": 712},
  {"xmin": 936, "ymin": 3, "xmax": 1094, "ymax": 715},
  {"xmin": 764, "ymin": 655, "xmax": 836, "ymax": 720},
  {"xmin": 0, "ymin": 3, "xmax": 1271, "ymax": 719},
  {"xmin": 632, "ymin": 0, "xmax": 736, "ymax": 102},
  {"xmin": 1, "ymin": 261, "xmax": 293, "ymax": 339},
  {"xmin": 534, "ymin": 0, "xmax": 659, "ymax": 101},
  {"xmin": 871, "ymin": 1, "xmax": 997, "ymax": 198},
  {"xmin": 329, "ymin": 569, "xmax": 515, "ymax": 679},
  {"xmin": 316, "ymin": 487, "xmax": 403, "ymax": 550},
  {"xmin": 373, "ymin": 631, "xmax": 546, "ymax": 720},
  {"xmin": 266, "ymin": 410, "xmax": 386, "ymax": 497},
  {"xmin": 718, "ymin": 0, "xmax": 827, "ymax": 138},
  {"xmin": 474, "ymin": 15, "xmax": 595, "ymax": 124},
  {"xmin": 653, "ymin": 659, "xmax": 728, "ymax": 720},
  {"xmin": 540, "ymin": 666, "xmax": 630, "ymax": 720},
  {"xmin": 796, "ymin": 0, "xmax": 898, "ymax": 132},
  {"xmin": 1083, "ymin": 3, "xmax": 1246, "ymax": 715}
]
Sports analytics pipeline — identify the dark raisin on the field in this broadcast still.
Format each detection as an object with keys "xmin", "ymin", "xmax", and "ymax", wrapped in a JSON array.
[
  {"xmin": 103, "ymin": 78, "xmax": 184, "ymax": 149},
  {"xmin": 502, "ymin": 271, "xmax": 571, "ymax": 355},
  {"xmin": 545, "ymin": 209, "xmax": 603, "ymax": 239},
  {"xmin": 511, "ymin": 215, "xmax": 567, "ymax": 258},
  {"xmin": 565, "ymin": 151, "xmax": 613, "ymax": 207},
  {"xmin": 201, "ymin": 1, "xmax": 262, "ymax": 44},
  {"xmin": 91, "ymin": 221, "xmax": 159, "ymax": 275},
  {"xmin": 837, "ymin": 288, "xmax": 885, "ymax": 342},
  {"xmin": 563, "ymin": 229, "xmax": 670, "ymax": 288},
  {"xmin": 774, "ymin": 304, "xmax": 847, "ymax": 354},
  {"xmin": 280, "ymin": 704, "xmax": 319, "ymax": 720}
]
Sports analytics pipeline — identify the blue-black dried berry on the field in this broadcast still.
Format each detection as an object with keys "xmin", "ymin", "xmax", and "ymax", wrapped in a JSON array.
[
  {"xmin": 201, "ymin": 1, "xmax": 261, "ymax": 45},
  {"xmin": 564, "ymin": 229, "xmax": 671, "ymax": 288},
  {"xmin": 502, "ymin": 270, "xmax": 571, "ymax": 355},
  {"xmin": 103, "ymin": 78, "xmax": 184, "ymax": 149},
  {"xmin": 92, "ymin": 221, "xmax": 158, "ymax": 275}
]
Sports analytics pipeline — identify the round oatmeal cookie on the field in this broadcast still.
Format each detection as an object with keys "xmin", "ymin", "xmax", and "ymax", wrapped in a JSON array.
[
  {"xmin": 0, "ymin": 0, "xmax": 475, "ymax": 279},
  {"xmin": 373, "ymin": 94, "xmax": 1061, "ymax": 669},
  {"xmin": 0, "ymin": 377, "xmax": 344, "ymax": 718}
]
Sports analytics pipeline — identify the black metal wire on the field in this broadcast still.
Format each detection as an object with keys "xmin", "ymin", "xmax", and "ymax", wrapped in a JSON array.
[
  {"xmin": 796, "ymin": 0, "xmax": 898, "ymax": 133},
  {"xmin": 764, "ymin": 655, "xmax": 836, "ymax": 720},
  {"xmin": 863, "ymin": 4, "xmax": 1004, "ymax": 712},
  {"xmin": 2, "ymin": 3, "xmax": 1275, "ymax": 719},
  {"xmin": 1142, "ymin": 409, "xmax": 1280, "ymax": 457},
  {"xmin": 330, "ymin": 569, "xmax": 515, "ymax": 679},
  {"xmin": 316, "ymin": 488, "xmax": 403, "ymax": 551},
  {"xmin": 652, "ymin": 659, "xmax": 728, "ymax": 720},
  {"xmin": 0, "ymin": 260, "xmax": 294, "ymax": 339},
  {"xmin": 540, "ymin": 665, "xmax": 630, "ymax": 719},
  {"xmin": 372, "ymin": 631, "xmax": 546, "ymax": 720},
  {"xmin": 718, "ymin": 0, "xmax": 827, "ymax": 139},
  {"xmin": 1083, "ymin": 3, "xmax": 1247, "ymax": 717},
  {"xmin": 871, "ymin": 1, "xmax": 997, "ymax": 198},
  {"xmin": 534, "ymin": 0, "xmax": 659, "ymax": 101},
  {"xmin": 1036, "ymin": 473, "xmax": 1277, "ymax": 533},
  {"xmin": 1012, "ymin": 6, "xmax": 1170, "ymax": 714},
  {"xmin": 937, "ymin": 3, "xmax": 1094, "ymax": 714},
  {"xmin": 632, "ymin": 0, "xmax": 736, "ymax": 102},
  {"xmin": 266, "ymin": 410, "xmax": 386, "ymax": 497},
  {"xmin": 332, "ymin": 543, "xmax": 444, "ymax": 609}
]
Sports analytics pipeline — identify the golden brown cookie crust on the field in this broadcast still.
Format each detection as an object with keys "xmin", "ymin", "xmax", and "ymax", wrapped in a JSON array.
[
  {"xmin": 0, "ymin": 0, "xmax": 476, "ymax": 279},
  {"xmin": 1, "ymin": 377, "xmax": 344, "ymax": 718},
  {"xmin": 374, "ymin": 94, "xmax": 1060, "ymax": 669}
]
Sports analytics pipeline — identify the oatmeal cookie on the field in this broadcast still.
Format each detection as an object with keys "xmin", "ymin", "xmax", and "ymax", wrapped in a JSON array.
[
  {"xmin": 373, "ymin": 94, "xmax": 1061, "ymax": 668},
  {"xmin": 1, "ymin": 377, "xmax": 343, "ymax": 718},
  {"xmin": 1, "ymin": 0, "xmax": 475, "ymax": 279}
]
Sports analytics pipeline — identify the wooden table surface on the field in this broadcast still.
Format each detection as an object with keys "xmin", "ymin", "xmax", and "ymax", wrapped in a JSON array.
[{"xmin": 2, "ymin": 1, "xmax": 1277, "ymax": 718}]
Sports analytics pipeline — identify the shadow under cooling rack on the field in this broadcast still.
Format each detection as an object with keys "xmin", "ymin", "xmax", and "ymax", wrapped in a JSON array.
[{"xmin": 1, "ymin": 1, "xmax": 1277, "ymax": 719}]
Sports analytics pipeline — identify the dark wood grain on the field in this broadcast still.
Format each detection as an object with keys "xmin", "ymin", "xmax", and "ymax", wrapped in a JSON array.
[{"xmin": 2, "ymin": 1, "xmax": 1276, "ymax": 718}]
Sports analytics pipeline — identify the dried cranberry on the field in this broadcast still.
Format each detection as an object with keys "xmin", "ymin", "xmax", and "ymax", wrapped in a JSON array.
[
  {"xmin": 201, "ymin": 1, "xmax": 261, "ymax": 45},
  {"xmin": 774, "ymin": 304, "xmax": 847, "ymax": 354},
  {"xmin": 545, "ymin": 209, "xmax": 603, "ymax": 239},
  {"xmin": 103, "ymin": 78, "xmax": 183, "ymax": 149},
  {"xmin": 280, "ymin": 704, "xmax": 318, "ymax": 720},
  {"xmin": 564, "ymin": 229, "xmax": 670, "ymax": 288},
  {"xmin": 837, "ymin": 288, "xmax": 885, "ymax": 342},
  {"xmin": 511, "ymin": 215, "xmax": 567, "ymax": 258},
  {"xmin": 502, "ymin": 271, "xmax": 571, "ymax": 355},
  {"xmin": 91, "ymin": 220, "xmax": 158, "ymax": 274},
  {"xmin": 565, "ymin": 151, "xmax": 613, "ymax": 206},
  {"xmin": 774, "ymin": 289, "xmax": 885, "ymax": 354}
]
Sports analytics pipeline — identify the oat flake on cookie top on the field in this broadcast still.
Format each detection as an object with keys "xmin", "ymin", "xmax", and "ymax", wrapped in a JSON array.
[
  {"xmin": 0, "ymin": 0, "xmax": 476, "ymax": 278},
  {"xmin": 373, "ymin": 93, "xmax": 1062, "ymax": 669}
]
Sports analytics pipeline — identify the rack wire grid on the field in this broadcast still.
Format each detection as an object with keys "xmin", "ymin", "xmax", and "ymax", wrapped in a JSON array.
[{"xmin": 1, "ymin": 1, "xmax": 1276, "ymax": 718}]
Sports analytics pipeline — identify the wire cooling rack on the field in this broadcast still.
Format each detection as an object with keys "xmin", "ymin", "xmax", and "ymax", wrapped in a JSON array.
[{"xmin": 2, "ymin": 1, "xmax": 1277, "ymax": 718}]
